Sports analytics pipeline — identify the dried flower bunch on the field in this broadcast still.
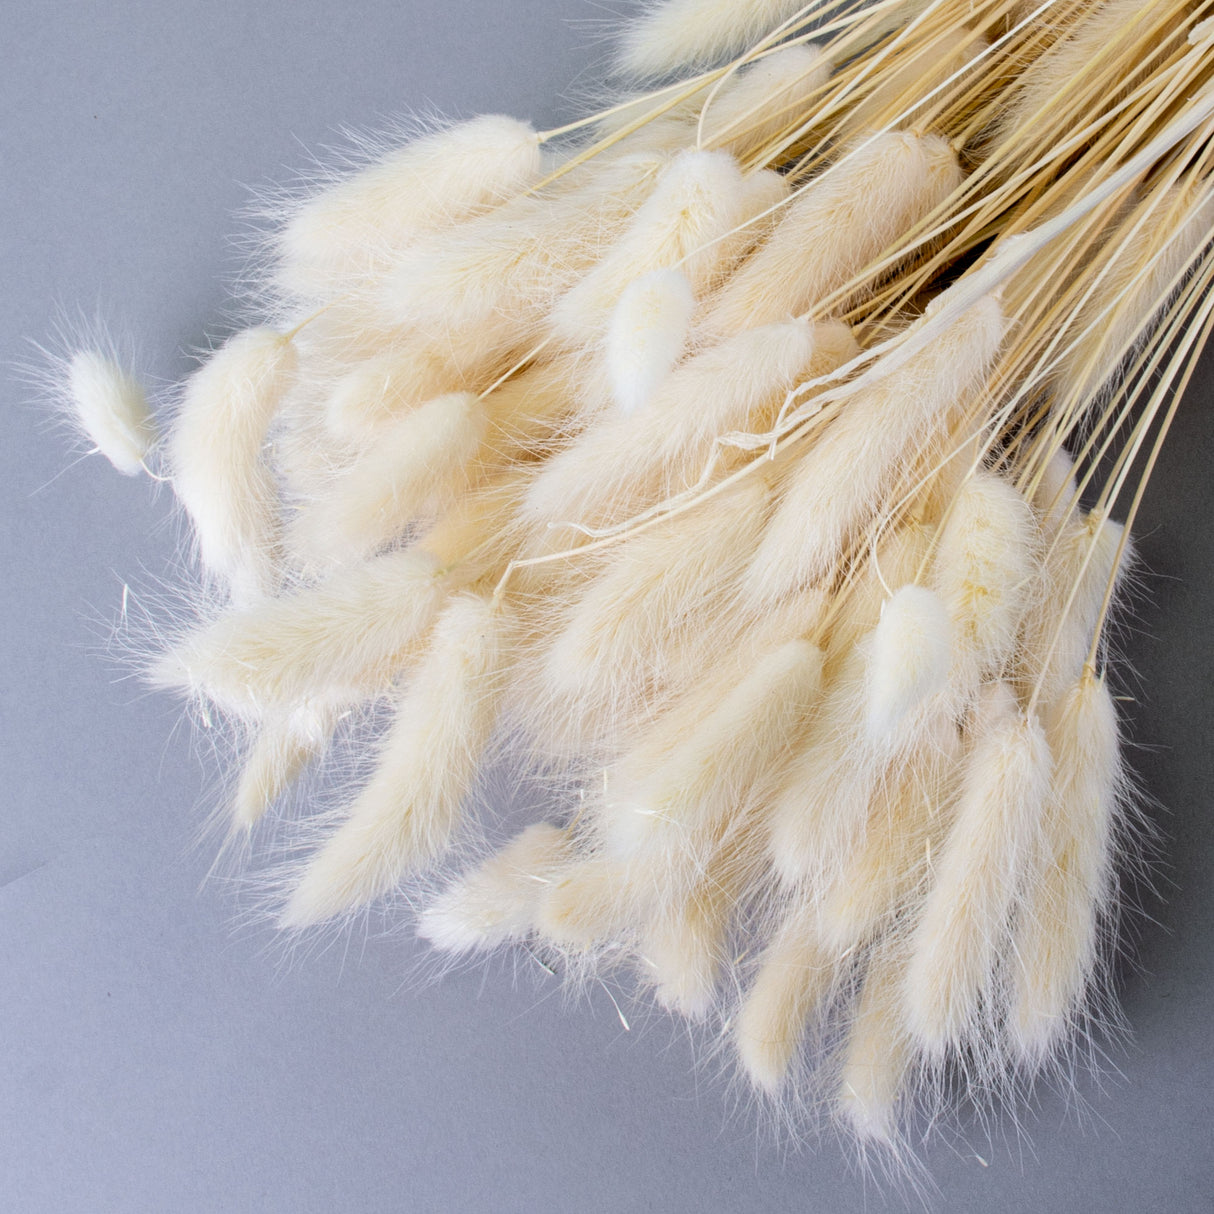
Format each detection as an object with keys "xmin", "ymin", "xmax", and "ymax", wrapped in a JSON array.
[{"xmin": 56, "ymin": 0, "xmax": 1214, "ymax": 1158}]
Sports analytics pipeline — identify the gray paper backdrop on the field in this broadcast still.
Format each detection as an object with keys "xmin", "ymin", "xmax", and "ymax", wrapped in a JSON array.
[{"xmin": 3, "ymin": 2, "xmax": 1212, "ymax": 1210}]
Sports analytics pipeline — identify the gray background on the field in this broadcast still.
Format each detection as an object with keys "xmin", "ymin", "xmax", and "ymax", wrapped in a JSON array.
[{"xmin": 2, "ymin": 2, "xmax": 1212, "ymax": 1210}]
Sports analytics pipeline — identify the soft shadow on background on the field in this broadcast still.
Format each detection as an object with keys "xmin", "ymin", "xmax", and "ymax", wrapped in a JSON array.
[{"xmin": 2, "ymin": 3, "xmax": 1212, "ymax": 1211}]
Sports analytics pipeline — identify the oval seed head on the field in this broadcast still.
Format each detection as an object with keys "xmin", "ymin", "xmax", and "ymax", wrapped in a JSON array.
[
  {"xmin": 764, "ymin": 657, "xmax": 881, "ymax": 889},
  {"xmin": 169, "ymin": 326, "xmax": 297, "ymax": 602},
  {"xmin": 606, "ymin": 268, "xmax": 696, "ymax": 414},
  {"xmin": 702, "ymin": 130, "xmax": 963, "ymax": 338},
  {"xmin": 744, "ymin": 293, "xmax": 1006, "ymax": 607},
  {"xmin": 519, "ymin": 316, "xmax": 819, "ymax": 537},
  {"xmin": 826, "ymin": 520, "xmax": 935, "ymax": 660},
  {"xmin": 1009, "ymin": 673, "xmax": 1123, "ymax": 1063},
  {"xmin": 615, "ymin": 0, "xmax": 814, "ymax": 78},
  {"xmin": 532, "ymin": 477, "xmax": 770, "ymax": 752},
  {"xmin": 65, "ymin": 350, "xmax": 155, "ymax": 476},
  {"xmin": 535, "ymin": 859, "xmax": 634, "ymax": 950},
  {"xmin": 1031, "ymin": 446, "xmax": 1079, "ymax": 540},
  {"xmin": 231, "ymin": 704, "xmax": 335, "ymax": 832},
  {"xmin": 277, "ymin": 115, "xmax": 543, "ymax": 296},
  {"xmin": 735, "ymin": 900, "xmax": 837, "ymax": 1093},
  {"xmin": 699, "ymin": 45, "xmax": 831, "ymax": 161},
  {"xmin": 865, "ymin": 584, "xmax": 954, "ymax": 741},
  {"xmin": 612, "ymin": 638, "xmax": 825, "ymax": 861},
  {"xmin": 322, "ymin": 344, "xmax": 459, "ymax": 439},
  {"xmin": 817, "ymin": 711, "xmax": 963, "ymax": 956},
  {"xmin": 152, "ymin": 548, "xmax": 447, "ymax": 718},
  {"xmin": 837, "ymin": 946, "xmax": 912, "ymax": 1144},
  {"xmin": 418, "ymin": 823, "xmax": 573, "ymax": 954},
  {"xmin": 1028, "ymin": 513, "xmax": 1128, "ymax": 705},
  {"xmin": 642, "ymin": 843, "xmax": 748, "ymax": 1020},
  {"xmin": 280, "ymin": 592, "xmax": 509, "ymax": 928},
  {"xmin": 381, "ymin": 151, "xmax": 668, "ymax": 357},
  {"xmin": 903, "ymin": 682, "xmax": 1052, "ymax": 1055},
  {"xmin": 293, "ymin": 391, "xmax": 487, "ymax": 566},
  {"xmin": 550, "ymin": 148, "xmax": 749, "ymax": 346},
  {"xmin": 931, "ymin": 469, "xmax": 1041, "ymax": 690}
]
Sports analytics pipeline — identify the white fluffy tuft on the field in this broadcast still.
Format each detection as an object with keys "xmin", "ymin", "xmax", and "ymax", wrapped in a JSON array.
[
  {"xmin": 903, "ymin": 682, "xmax": 1052, "ymax": 1055},
  {"xmin": 932, "ymin": 468, "xmax": 1042, "ymax": 693},
  {"xmin": 608, "ymin": 639, "xmax": 824, "ymax": 861},
  {"xmin": 281, "ymin": 592, "xmax": 509, "ymax": 927},
  {"xmin": 735, "ymin": 901, "xmax": 836, "ymax": 1092},
  {"xmin": 292, "ymin": 391, "xmax": 487, "ymax": 565},
  {"xmin": 702, "ymin": 131, "xmax": 963, "ymax": 338},
  {"xmin": 837, "ymin": 947, "xmax": 911, "ymax": 1144},
  {"xmin": 380, "ymin": 151, "xmax": 667, "ymax": 349},
  {"xmin": 321, "ymin": 344, "xmax": 459, "ymax": 440},
  {"xmin": 520, "ymin": 317, "xmax": 847, "ymax": 537},
  {"xmin": 64, "ymin": 350, "xmax": 155, "ymax": 475},
  {"xmin": 550, "ymin": 148, "xmax": 751, "ymax": 345},
  {"xmin": 1009, "ymin": 673, "xmax": 1123, "ymax": 1062},
  {"xmin": 616, "ymin": 0, "xmax": 813, "ymax": 78},
  {"xmin": 865, "ymin": 584, "xmax": 953, "ymax": 741},
  {"xmin": 745, "ymin": 292, "xmax": 1006, "ymax": 606},
  {"xmin": 169, "ymin": 327, "xmax": 297, "ymax": 603},
  {"xmin": 419, "ymin": 823, "xmax": 573, "ymax": 953},
  {"xmin": 605, "ymin": 268, "xmax": 696, "ymax": 414},
  {"xmin": 277, "ymin": 115, "xmax": 543, "ymax": 298},
  {"xmin": 232, "ymin": 704, "xmax": 335, "ymax": 831},
  {"xmin": 154, "ymin": 549, "xmax": 447, "ymax": 718},
  {"xmin": 699, "ymin": 45, "xmax": 831, "ymax": 160}
]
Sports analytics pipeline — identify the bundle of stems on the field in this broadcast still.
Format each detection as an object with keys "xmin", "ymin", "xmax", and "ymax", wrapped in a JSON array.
[{"xmin": 57, "ymin": 0, "xmax": 1214, "ymax": 1156}]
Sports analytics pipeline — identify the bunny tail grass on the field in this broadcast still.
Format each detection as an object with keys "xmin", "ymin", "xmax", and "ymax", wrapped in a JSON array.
[
  {"xmin": 277, "ymin": 115, "xmax": 543, "ymax": 298},
  {"xmin": 291, "ymin": 391, "xmax": 487, "ymax": 565},
  {"xmin": 903, "ymin": 682, "xmax": 1052, "ymax": 1056},
  {"xmin": 701, "ymin": 131, "xmax": 963, "ymax": 340},
  {"xmin": 281, "ymin": 593, "xmax": 509, "ymax": 928},
  {"xmin": 153, "ymin": 550, "xmax": 447, "ymax": 717},
  {"xmin": 1009, "ymin": 672, "xmax": 1124, "ymax": 1063},
  {"xmin": 640, "ymin": 845, "xmax": 747, "ymax": 1018},
  {"xmin": 550, "ymin": 147, "xmax": 752, "ymax": 346},
  {"xmin": 169, "ymin": 327, "xmax": 296, "ymax": 604},
  {"xmin": 615, "ymin": 0, "xmax": 813, "ymax": 79},
  {"xmin": 744, "ymin": 292, "xmax": 1007, "ymax": 607},
  {"xmin": 419, "ymin": 823, "xmax": 574, "ymax": 953},
  {"xmin": 608, "ymin": 638, "xmax": 824, "ymax": 860},
  {"xmin": 735, "ymin": 900, "xmax": 838, "ymax": 1093},
  {"xmin": 63, "ymin": 350, "xmax": 155, "ymax": 476},
  {"xmin": 865, "ymin": 584, "xmax": 953, "ymax": 742},
  {"xmin": 604, "ymin": 268, "xmax": 696, "ymax": 414},
  {"xmin": 699, "ymin": 45, "xmax": 831, "ymax": 162},
  {"xmin": 231, "ymin": 706, "xmax": 336, "ymax": 831},
  {"xmin": 837, "ymin": 944, "xmax": 913, "ymax": 1144}
]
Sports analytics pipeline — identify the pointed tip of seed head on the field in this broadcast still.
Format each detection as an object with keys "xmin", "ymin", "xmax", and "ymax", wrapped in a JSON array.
[
  {"xmin": 416, "ymin": 900, "xmax": 489, "ymax": 954},
  {"xmin": 279, "ymin": 857, "xmax": 366, "ymax": 930},
  {"xmin": 736, "ymin": 1030, "xmax": 793, "ymax": 1096},
  {"xmin": 838, "ymin": 1087, "xmax": 898, "ymax": 1145}
]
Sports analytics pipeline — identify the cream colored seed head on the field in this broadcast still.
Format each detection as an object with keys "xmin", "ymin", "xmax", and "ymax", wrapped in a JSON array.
[
  {"xmin": 65, "ymin": 350, "xmax": 155, "ymax": 476},
  {"xmin": 280, "ymin": 592, "xmax": 511, "ymax": 928},
  {"xmin": 277, "ymin": 114, "xmax": 544, "ymax": 299}
]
